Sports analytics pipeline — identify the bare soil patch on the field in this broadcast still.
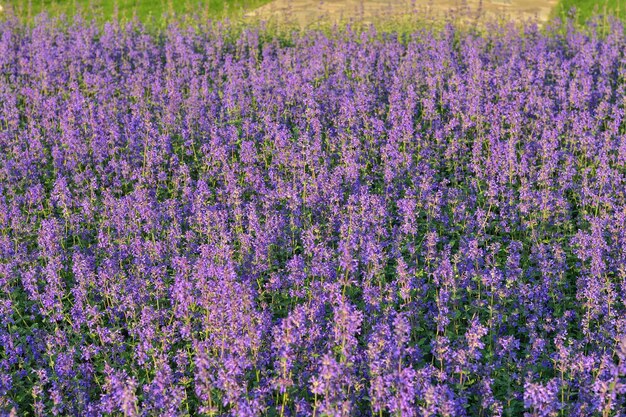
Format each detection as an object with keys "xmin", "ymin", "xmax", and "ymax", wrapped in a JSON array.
[{"xmin": 244, "ymin": 0, "xmax": 559, "ymax": 28}]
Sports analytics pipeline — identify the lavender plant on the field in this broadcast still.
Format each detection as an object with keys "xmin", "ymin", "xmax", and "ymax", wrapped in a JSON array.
[{"xmin": 0, "ymin": 12, "xmax": 625, "ymax": 417}]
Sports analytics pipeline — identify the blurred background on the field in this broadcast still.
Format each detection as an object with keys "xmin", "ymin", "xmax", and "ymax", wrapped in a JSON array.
[{"xmin": 0, "ymin": 0, "xmax": 623, "ymax": 28}]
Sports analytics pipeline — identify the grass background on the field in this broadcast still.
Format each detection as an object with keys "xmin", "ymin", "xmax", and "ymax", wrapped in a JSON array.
[
  {"xmin": 1, "ymin": 0, "xmax": 625, "ymax": 26},
  {"xmin": 2, "ymin": 0, "xmax": 626, "ymax": 23},
  {"xmin": 3, "ymin": 0, "xmax": 273, "ymax": 21},
  {"xmin": 554, "ymin": 0, "xmax": 625, "ymax": 23}
]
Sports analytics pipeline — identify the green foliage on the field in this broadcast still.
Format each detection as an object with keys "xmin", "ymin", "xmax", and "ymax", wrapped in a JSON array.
[
  {"xmin": 3, "ymin": 0, "xmax": 272, "ymax": 23},
  {"xmin": 556, "ymin": 0, "xmax": 626, "ymax": 24}
]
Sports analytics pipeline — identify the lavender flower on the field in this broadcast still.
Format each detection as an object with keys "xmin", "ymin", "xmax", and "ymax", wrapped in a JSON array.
[{"xmin": 1, "ymin": 11, "xmax": 625, "ymax": 417}]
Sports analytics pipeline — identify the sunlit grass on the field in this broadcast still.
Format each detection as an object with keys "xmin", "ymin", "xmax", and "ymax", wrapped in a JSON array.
[
  {"xmin": 555, "ymin": 0, "xmax": 626, "ymax": 23},
  {"xmin": 3, "ymin": 0, "xmax": 272, "ymax": 23}
]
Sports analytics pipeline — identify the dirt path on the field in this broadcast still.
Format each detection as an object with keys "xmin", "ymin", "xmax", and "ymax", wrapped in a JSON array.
[{"xmin": 244, "ymin": 0, "xmax": 559, "ymax": 28}]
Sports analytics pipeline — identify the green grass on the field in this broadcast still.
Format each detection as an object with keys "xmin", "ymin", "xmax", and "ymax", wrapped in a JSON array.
[
  {"xmin": 3, "ymin": 0, "xmax": 272, "ymax": 23},
  {"xmin": 555, "ymin": 0, "xmax": 626, "ymax": 24},
  {"xmin": 3, "ymin": 0, "xmax": 625, "ymax": 35}
]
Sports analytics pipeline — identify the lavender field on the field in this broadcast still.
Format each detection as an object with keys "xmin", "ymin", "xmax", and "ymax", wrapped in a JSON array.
[{"xmin": 1, "ymin": 14, "xmax": 626, "ymax": 417}]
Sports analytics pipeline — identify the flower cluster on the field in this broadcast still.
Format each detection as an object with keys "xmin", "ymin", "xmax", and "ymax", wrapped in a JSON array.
[{"xmin": 1, "ymin": 13, "xmax": 626, "ymax": 416}]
